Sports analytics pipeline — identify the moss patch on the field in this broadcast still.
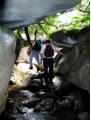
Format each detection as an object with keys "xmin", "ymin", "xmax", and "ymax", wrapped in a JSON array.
[{"xmin": 50, "ymin": 11, "xmax": 90, "ymax": 38}]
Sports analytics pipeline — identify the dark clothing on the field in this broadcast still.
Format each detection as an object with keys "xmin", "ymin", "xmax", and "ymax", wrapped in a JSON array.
[{"xmin": 43, "ymin": 58, "xmax": 54, "ymax": 85}]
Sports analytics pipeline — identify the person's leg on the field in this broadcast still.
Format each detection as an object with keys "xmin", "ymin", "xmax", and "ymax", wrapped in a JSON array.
[
  {"xmin": 34, "ymin": 51, "xmax": 40, "ymax": 71},
  {"xmin": 35, "ymin": 52, "xmax": 40, "ymax": 65},
  {"xmin": 43, "ymin": 58, "xmax": 48, "ymax": 86},
  {"xmin": 29, "ymin": 51, "xmax": 34, "ymax": 69},
  {"xmin": 49, "ymin": 58, "xmax": 53, "ymax": 84}
]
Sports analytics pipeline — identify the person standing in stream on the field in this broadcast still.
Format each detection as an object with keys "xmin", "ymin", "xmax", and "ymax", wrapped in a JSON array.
[
  {"xmin": 29, "ymin": 40, "xmax": 41, "ymax": 71},
  {"xmin": 40, "ymin": 40, "xmax": 65, "ymax": 86}
]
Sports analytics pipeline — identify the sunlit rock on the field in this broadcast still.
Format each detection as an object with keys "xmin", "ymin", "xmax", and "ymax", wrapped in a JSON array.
[
  {"xmin": 56, "ymin": 9, "xmax": 79, "ymax": 27},
  {"xmin": 53, "ymin": 76, "xmax": 62, "ymax": 89},
  {"xmin": 12, "ymin": 63, "xmax": 37, "ymax": 86},
  {"xmin": 16, "ymin": 46, "xmax": 29, "ymax": 63}
]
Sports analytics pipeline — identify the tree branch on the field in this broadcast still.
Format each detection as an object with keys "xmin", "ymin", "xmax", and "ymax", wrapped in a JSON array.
[
  {"xmin": 24, "ymin": 27, "xmax": 32, "ymax": 45},
  {"xmin": 44, "ymin": 19, "xmax": 58, "ymax": 31},
  {"xmin": 78, "ymin": 1, "xmax": 90, "ymax": 13},
  {"xmin": 84, "ymin": 1, "xmax": 90, "ymax": 12},
  {"xmin": 34, "ymin": 28, "xmax": 38, "ymax": 41},
  {"xmin": 38, "ymin": 23, "xmax": 48, "ymax": 35},
  {"xmin": 17, "ymin": 30, "xmax": 26, "ymax": 41}
]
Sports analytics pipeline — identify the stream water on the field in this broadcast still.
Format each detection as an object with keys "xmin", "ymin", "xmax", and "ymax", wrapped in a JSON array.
[{"xmin": 0, "ymin": 78, "xmax": 90, "ymax": 120}]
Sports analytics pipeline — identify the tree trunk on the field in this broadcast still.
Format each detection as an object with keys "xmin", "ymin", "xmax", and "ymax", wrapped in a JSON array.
[{"xmin": 24, "ymin": 27, "xmax": 32, "ymax": 45}]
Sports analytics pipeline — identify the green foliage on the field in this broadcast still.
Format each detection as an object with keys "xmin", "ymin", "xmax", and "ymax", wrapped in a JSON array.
[
  {"xmin": 59, "ymin": 11, "xmax": 90, "ymax": 35},
  {"xmin": 40, "ymin": 15, "xmax": 58, "ymax": 34},
  {"xmin": 13, "ymin": 30, "xmax": 25, "ymax": 46},
  {"xmin": 52, "ymin": 0, "xmax": 90, "ymax": 37},
  {"xmin": 0, "ymin": 26, "xmax": 10, "ymax": 33},
  {"xmin": 76, "ymin": 0, "xmax": 90, "ymax": 12},
  {"xmin": 26, "ymin": 14, "xmax": 59, "ymax": 37},
  {"xmin": 13, "ymin": 30, "xmax": 21, "ymax": 40}
]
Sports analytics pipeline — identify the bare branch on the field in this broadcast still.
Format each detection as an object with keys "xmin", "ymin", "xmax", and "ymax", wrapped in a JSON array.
[
  {"xmin": 38, "ymin": 23, "xmax": 48, "ymax": 35},
  {"xmin": 44, "ymin": 19, "xmax": 58, "ymax": 31}
]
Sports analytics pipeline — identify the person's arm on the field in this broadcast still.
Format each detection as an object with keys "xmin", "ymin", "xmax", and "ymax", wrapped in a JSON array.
[
  {"xmin": 58, "ymin": 50, "xmax": 64, "ymax": 56},
  {"xmin": 57, "ymin": 50, "xmax": 67, "ymax": 57},
  {"xmin": 53, "ymin": 46, "xmax": 66, "ymax": 56}
]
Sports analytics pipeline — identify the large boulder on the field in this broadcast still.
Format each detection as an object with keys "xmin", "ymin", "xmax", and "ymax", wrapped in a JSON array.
[
  {"xmin": 12, "ymin": 63, "xmax": 37, "ymax": 86},
  {"xmin": 53, "ymin": 31, "xmax": 90, "ymax": 91}
]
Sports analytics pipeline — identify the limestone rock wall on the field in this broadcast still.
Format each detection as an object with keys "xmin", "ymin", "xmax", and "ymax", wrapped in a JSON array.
[
  {"xmin": 0, "ymin": 27, "xmax": 16, "ymax": 113},
  {"xmin": 53, "ymin": 31, "xmax": 90, "ymax": 91}
]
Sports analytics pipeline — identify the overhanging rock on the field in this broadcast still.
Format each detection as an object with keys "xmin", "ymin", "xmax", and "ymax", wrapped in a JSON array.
[{"xmin": 0, "ymin": 0, "xmax": 81, "ymax": 29}]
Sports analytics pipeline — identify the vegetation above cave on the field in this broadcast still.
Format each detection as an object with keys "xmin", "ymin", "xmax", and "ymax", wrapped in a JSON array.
[
  {"xmin": 55, "ymin": 11, "xmax": 90, "ymax": 36},
  {"xmin": 13, "ymin": 0, "xmax": 90, "ymax": 45}
]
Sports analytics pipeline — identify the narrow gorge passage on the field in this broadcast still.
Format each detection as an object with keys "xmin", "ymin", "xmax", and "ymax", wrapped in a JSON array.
[{"xmin": 0, "ymin": 0, "xmax": 90, "ymax": 119}]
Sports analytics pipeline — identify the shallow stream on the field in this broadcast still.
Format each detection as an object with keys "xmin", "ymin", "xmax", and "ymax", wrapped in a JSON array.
[{"xmin": 0, "ymin": 78, "xmax": 90, "ymax": 120}]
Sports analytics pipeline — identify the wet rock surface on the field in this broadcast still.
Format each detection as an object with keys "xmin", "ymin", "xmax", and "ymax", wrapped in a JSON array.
[{"xmin": 0, "ymin": 79, "xmax": 90, "ymax": 120}]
